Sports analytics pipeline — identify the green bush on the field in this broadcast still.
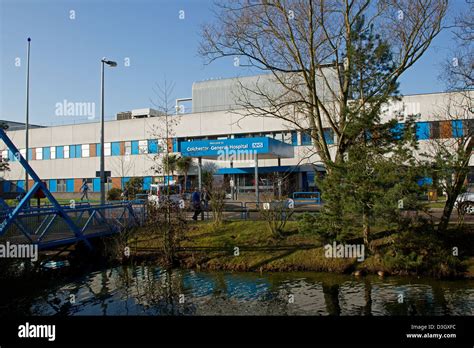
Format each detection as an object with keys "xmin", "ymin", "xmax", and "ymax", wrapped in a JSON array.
[
  {"xmin": 297, "ymin": 213, "xmax": 318, "ymax": 235},
  {"xmin": 382, "ymin": 227, "xmax": 464, "ymax": 277},
  {"xmin": 107, "ymin": 187, "xmax": 122, "ymax": 201},
  {"xmin": 125, "ymin": 177, "xmax": 144, "ymax": 199},
  {"xmin": 296, "ymin": 212, "xmax": 350, "ymax": 243}
]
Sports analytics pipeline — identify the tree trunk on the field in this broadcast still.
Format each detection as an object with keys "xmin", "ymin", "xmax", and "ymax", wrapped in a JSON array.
[
  {"xmin": 362, "ymin": 210, "xmax": 371, "ymax": 251},
  {"xmin": 438, "ymin": 137, "xmax": 473, "ymax": 233},
  {"xmin": 184, "ymin": 172, "xmax": 188, "ymax": 194},
  {"xmin": 438, "ymin": 174, "xmax": 467, "ymax": 233}
]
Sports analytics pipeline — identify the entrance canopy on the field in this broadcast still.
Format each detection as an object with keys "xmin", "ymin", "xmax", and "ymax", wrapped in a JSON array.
[{"xmin": 179, "ymin": 137, "xmax": 294, "ymax": 159}]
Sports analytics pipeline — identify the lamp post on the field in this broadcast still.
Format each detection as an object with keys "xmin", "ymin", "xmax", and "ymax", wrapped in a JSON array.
[
  {"xmin": 100, "ymin": 57, "xmax": 117, "ymax": 205},
  {"xmin": 25, "ymin": 38, "xmax": 31, "ymax": 196}
]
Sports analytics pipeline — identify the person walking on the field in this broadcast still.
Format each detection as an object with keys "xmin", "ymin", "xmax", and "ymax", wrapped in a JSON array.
[
  {"xmin": 191, "ymin": 187, "xmax": 202, "ymax": 221},
  {"xmin": 121, "ymin": 187, "xmax": 129, "ymax": 201},
  {"xmin": 80, "ymin": 180, "xmax": 90, "ymax": 201},
  {"xmin": 201, "ymin": 187, "xmax": 211, "ymax": 217}
]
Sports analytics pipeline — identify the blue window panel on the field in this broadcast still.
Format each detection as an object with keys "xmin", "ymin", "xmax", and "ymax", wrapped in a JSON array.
[
  {"xmin": 143, "ymin": 176, "xmax": 152, "ymax": 190},
  {"xmin": 96, "ymin": 143, "xmax": 101, "ymax": 157},
  {"xmin": 3, "ymin": 181, "xmax": 11, "ymax": 192},
  {"xmin": 66, "ymin": 179, "xmax": 74, "ymax": 192},
  {"xmin": 43, "ymin": 147, "xmax": 51, "ymax": 160},
  {"xmin": 111, "ymin": 142, "xmax": 121, "ymax": 156},
  {"xmin": 28, "ymin": 149, "xmax": 33, "ymax": 160},
  {"xmin": 417, "ymin": 177, "xmax": 433, "ymax": 186},
  {"xmin": 49, "ymin": 179, "xmax": 57, "ymax": 192},
  {"xmin": 324, "ymin": 129, "xmax": 334, "ymax": 145},
  {"xmin": 56, "ymin": 146, "xmax": 64, "ymax": 159},
  {"xmin": 291, "ymin": 131, "xmax": 298, "ymax": 146},
  {"xmin": 301, "ymin": 132, "xmax": 312, "ymax": 145},
  {"xmin": 75, "ymin": 144, "xmax": 82, "ymax": 158},
  {"xmin": 164, "ymin": 176, "xmax": 173, "ymax": 185},
  {"xmin": 131, "ymin": 141, "xmax": 139, "ymax": 155},
  {"xmin": 452, "ymin": 120, "xmax": 463, "ymax": 138},
  {"xmin": 17, "ymin": 180, "xmax": 25, "ymax": 192},
  {"xmin": 416, "ymin": 122, "xmax": 431, "ymax": 140},
  {"xmin": 121, "ymin": 177, "xmax": 131, "ymax": 189},
  {"xmin": 69, "ymin": 145, "xmax": 76, "ymax": 158},
  {"xmin": 391, "ymin": 123, "xmax": 404, "ymax": 140},
  {"xmin": 148, "ymin": 139, "xmax": 158, "ymax": 154},
  {"xmin": 172, "ymin": 138, "xmax": 178, "ymax": 152},
  {"xmin": 93, "ymin": 178, "xmax": 100, "ymax": 192}
]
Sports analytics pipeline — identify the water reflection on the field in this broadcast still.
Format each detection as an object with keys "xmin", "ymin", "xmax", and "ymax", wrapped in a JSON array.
[{"xmin": 5, "ymin": 266, "xmax": 474, "ymax": 316}]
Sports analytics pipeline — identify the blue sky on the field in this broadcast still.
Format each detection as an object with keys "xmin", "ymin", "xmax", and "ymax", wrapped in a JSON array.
[{"xmin": 0, "ymin": 0, "xmax": 467, "ymax": 126}]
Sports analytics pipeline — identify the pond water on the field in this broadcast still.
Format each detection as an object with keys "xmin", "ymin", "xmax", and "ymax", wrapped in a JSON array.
[{"xmin": 3, "ymin": 266, "xmax": 473, "ymax": 316}]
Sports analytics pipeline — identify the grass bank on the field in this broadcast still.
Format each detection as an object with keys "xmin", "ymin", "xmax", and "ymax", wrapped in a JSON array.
[{"xmin": 127, "ymin": 220, "xmax": 473, "ymax": 278}]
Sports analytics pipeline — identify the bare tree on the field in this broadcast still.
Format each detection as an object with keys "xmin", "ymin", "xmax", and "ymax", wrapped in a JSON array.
[
  {"xmin": 111, "ymin": 154, "xmax": 134, "ymax": 184},
  {"xmin": 149, "ymin": 80, "xmax": 182, "ymax": 187},
  {"xmin": 423, "ymin": 0, "xmax": 473, "ymax": 232},
  {"xmin": 200, "ymin": 0, "xmax": 448, "ymax": 170}
]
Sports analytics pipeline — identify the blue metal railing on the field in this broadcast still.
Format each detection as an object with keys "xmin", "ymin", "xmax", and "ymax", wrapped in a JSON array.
[
  {"xmin": 0, "ymin": 128, "xmax": 146, "ymax": 250},
  {"xmin": 292, "ymin": 191, "xmax": 321, "ymax": 205}
]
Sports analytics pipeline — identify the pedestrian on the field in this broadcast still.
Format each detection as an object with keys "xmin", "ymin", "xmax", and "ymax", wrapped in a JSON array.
[
  {"xmin": 80, "ymin": 180, "xmax": 89, "ymax": 201},
  {"xmin": 202, "ymin": 187, "xmax": 211, "ymax": 212},
  {"xmin": 121, "ymin": 187, "xmax": 129, "ymax": 201},
  {"xmin": 191, "ymin": 187, "xmax": 202, "ymax": 221}
]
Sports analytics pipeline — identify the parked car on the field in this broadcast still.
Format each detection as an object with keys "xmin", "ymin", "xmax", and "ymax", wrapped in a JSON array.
[
  {"xmin": 454, "ymin": 192, "xmax": 474, "ymax": 214},
  {"xmin": 148, "ymin": 183, "xmax": 183, "ymax": 207}
]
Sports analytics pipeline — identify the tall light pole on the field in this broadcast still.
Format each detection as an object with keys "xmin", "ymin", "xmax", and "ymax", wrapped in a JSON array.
[
  {"xmin": 25, "ymin": 37, "xmax": 31, "ymax": 195},
  {"xmin": 100, "ymin": 57, "xmax": 117, "ymax": 205}
]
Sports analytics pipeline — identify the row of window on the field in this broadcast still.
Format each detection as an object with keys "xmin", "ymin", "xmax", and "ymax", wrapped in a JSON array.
[
  {"xmin": 2, "ymin": 176, "xmax": 175, "ymax": 193},
  {"xmin": 415, "ymin": 120, "xmax": 467, "ymax": 140},
  {"xmin": 1, "ymin": 120, "xmax": 469, "ymax": 163},
  {"xmin": 2, "ymin": 139, "xmax": 162, "ymax": 163}
]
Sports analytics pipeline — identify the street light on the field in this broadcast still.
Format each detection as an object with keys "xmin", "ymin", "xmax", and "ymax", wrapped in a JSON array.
[
  {"xmin": 25, "ymin": 37, "xmax": 31, "ymax": 197},
  {"xmin": 100, "ymin": 57, "xmax": 117, "ymax": 205}
]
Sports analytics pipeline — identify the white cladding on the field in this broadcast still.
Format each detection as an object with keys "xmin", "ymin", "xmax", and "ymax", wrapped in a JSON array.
[{"xmin": 0, "ymin": 89, "xmax": 471, "ymax": 182}]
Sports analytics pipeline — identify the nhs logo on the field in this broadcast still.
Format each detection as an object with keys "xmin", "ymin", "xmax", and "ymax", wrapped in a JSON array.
[{"xmin": 251, "ymin": 142, "xmax": 264, "ymax": 149}]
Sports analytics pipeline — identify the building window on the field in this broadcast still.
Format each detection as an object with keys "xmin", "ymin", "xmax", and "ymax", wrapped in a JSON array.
[
  {"xmin": 138, "ymin": 140, "xmax": 148, "ymax": 154},
  {"xmin": 148, "ymin": 139, "xmax": 158, "ymax": 154},
  {"xmin": 64, "ymin": 146, "xmax": 70, "ymax": 158},
  {"xmin": 20, "ymin": 149, "xmax": 26, "ymax": 159},
  {"xmin": 57, "ymin": 179, "xmax": 67, "ymax": 192},
  {"xmin": 301, "ymin": 131, "xmax": 312, "ymax": 145},
  {"xmin": 50, "ymin": 146, "xmax": 56, "ymax": 159},
  {"xmin": 43, "ymin": 147, "xmax": 51, "ymax": 160},
  {"xmin": 82, "ymin": 144, "xmax": 90, "ymax": 158},
  {"xmin": 124, "ymin": 141, "xmax": 132, "ymax": 155},
  {"xmin": 283, "ymin": 132, "xmax": 292, "ymax": 144},
  {"xmin": 416, "ymin": 122, "xmax": 431, "ymax": 140},
  {"xmin": 131, "ymin": 141, "xmax": 140, "ymax": 154},
  {"xmin": 75, "ymin": 144, "xmax": 82, "ymax": 158},
  {"xmin": 324, "ymin": 129, "xmax": 334, "ymax": 145},
  {"xmin": 104, "ymin": 142, "xmax": 111, "ymax": 156},
  {"xmin": 291, "ymin": 131, "xmax": 298, "ymax": 146},
  {"xmin": 430, "ymin": 121, "xmax": 440, "ymax": 139},
  {"xmin": 440, "ymin": 121, "xmax": 452, "ymax": 138},
  {"xmin": 111, "ymin": 142, "xmax": 121, "ymax": 156},
  {"xmin": 35, "ymin": 148, "xmax": 43, "ymax": 160},
  {"xmin": 452, "ymin": 120, "xmax": 464, "ymax": 138},
  {"xmin": 56, "ymin": 146, "xmax": 64, "ymax": 158}
]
